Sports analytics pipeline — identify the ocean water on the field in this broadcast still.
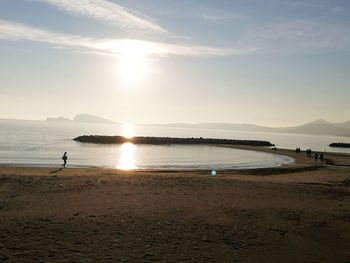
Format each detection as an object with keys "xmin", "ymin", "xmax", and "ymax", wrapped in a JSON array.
[{"xmin": 0, "ymin": 119, "xmax": 348, "ymax": 169}]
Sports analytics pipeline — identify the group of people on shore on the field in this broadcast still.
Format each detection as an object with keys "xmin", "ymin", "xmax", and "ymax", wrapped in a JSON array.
[
  {"xmin": 296, "ymin": 147, "xmax": 324, "ymax": 161},
  {"xmin": 306, "ymin": 149, "xmax": 313, "ymax": 157}
]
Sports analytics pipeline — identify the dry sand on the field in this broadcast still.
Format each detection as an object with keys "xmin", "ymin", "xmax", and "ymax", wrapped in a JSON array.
[{"xmin": 0, "ymin": 147, "xmax": 349, "ymax": 262}]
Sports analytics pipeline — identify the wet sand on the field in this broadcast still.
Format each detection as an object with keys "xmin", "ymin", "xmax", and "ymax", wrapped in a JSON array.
[{"xmin": 0, "ymin": 148, "xmax": 349, "ymax": 262}]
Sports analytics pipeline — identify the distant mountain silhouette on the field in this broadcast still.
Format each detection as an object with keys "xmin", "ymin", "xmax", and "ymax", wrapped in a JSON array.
[
  {"xmin": 45, "ymin": 115, "xmax": 350, "ymax": 136},
  {"xmin": 46, "ymin": 117, "xmax": 71, "ymax": 122},
  {"xmin": 155, "ymin": 119, "xmax": 350, "ymax": 137},
  {"xmin": 154, "ymin": 122, "xmax": 275, "ymax": 132},
  {"xmin": 73, "ymin": 114, "xmax": 115, "ymax": 124},
  {"xmin": 336, "ymin": 120, "xmax": 350, "ymax": 129},
  {"xmin": 46, "ymin": 114, "xmax": 115, "ymax": 124},
  {"xmin": 276, "ymin": 119, "xmax": 350, "ymax": 136}
]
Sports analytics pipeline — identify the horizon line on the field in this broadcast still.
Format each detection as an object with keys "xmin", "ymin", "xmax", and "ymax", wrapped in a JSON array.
[{"xmin": 0, "ymin": 116, "xmax": 349, "ymax": 129}]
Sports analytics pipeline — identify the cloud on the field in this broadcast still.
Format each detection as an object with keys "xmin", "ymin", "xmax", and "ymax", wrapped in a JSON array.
[
  {"xmin": 0, "ymin": 20, "xmax": 254, "ymax": 58},
  {"xmin": 286, "ymin": 0, "xmax": 324, "ymax": 9},
  {"xmin": 1, "ymin": 17, "xmax": 347, "ymax": 58},
  {"xmin": 201, "ymin": 13, "xmax": 247, "ymax": 23},
  {"xmin": 329, "ymin": 6, "xmax": 344, "ymax": 13},
  {"xmin": 285, "ymin": 1, "xmax": 345, "ymax": 14},
  {"xmin": 35, "ymin": 0, "xmax": 168, "ymax": 34},
  {"xmin": 238, "ymin": 19, "xmax": 350, "ymax": 54}
]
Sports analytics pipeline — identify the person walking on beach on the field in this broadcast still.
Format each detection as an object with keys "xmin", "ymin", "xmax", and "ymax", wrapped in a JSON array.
[{"xmin": 62, "ymin": 152, "xmax": 68, "ymax": 168}]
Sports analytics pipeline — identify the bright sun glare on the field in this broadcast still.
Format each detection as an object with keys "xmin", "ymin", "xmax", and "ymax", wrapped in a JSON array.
[
  {"xmin": 122, "ymin": 123, "xmax": 135, "ymax": 138},
  {"xmin": 117, "ymin": 142, "xmax": 136, "ymax": 170},
  {"xmin": 118, "ymin": 124, "xmax": 136, "ymax": 169},
  {"xmin": 117, "ymin": 41, "xmax": 153, "ymax": 85}
]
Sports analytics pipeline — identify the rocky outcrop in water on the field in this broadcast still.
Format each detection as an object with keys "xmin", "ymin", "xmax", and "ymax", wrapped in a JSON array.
[
  {"xmin": 73, "ymin": 135, "xmax": 274, "ymax": 147},
  {"xmin": 329, "ymin": 143, "xmax": 350, "ymax": 148}
]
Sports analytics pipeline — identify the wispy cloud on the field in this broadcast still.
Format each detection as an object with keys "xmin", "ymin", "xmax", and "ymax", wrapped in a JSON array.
[
  {"xmin": 285, "ymin": 1, "xmax": 344, "ymax": 14},
  {"xmin": 35, "ymin": 0, "xmax": 168, "ymax": 34},
  {"xmin": 238, "ymin": 19, "xmax": 350, "ymax": 54},
  {"xmin": 1, "ymin": 17, "xmax": 347, "ymax": 58},
  {"xmin": 0, "ymin": 20, "xmax": 254, "ymax": 57},
  {"xmin": 286, "ymin": 0, "xmax": 325, "ymax": 9},
  {"xmin": 329, "ymin": 6, "xmax": 344, "ymax": 13},
  {"xmin": 201, "ymin": 13, "xmax": 247, "ymax": 23},
  {"xmin": 200, "ymin": 13, "xmax": 247, "ymax": 23}
]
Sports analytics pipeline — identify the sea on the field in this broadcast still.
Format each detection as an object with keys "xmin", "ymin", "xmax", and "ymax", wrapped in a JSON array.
[{"xmin": 0, "ymin": 119, "xmax": 349, "ymax": 170}]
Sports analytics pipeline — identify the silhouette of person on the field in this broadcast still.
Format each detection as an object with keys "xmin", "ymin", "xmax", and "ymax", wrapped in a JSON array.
[
  {"xmin": 315, "ymin": 153, "xmax": 318, "ymax": 160},
  {"xmin": 62, "ymin": 152, "xmax": 68, "ymax": 168},
  {"xmin": 320, "ymin": 153, "xmax": 324, "ymax": 162}
]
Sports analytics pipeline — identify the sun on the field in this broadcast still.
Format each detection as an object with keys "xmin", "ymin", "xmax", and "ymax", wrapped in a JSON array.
[
  {"xmin": 117, "ymin": 41, "xmax": 152, "ymax": 85},
  {"xmin": 122, "ymin": 123, "xmax": 135, "ymax": 138},
  {"xmin": 119, "ymin": 52, "xmax": 148, "ymax": 84}
]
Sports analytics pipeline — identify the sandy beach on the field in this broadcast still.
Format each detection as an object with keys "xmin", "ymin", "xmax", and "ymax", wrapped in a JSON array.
[{"xmin": 0, "ymin": 147, "xmax": 349, "ymax": 262}]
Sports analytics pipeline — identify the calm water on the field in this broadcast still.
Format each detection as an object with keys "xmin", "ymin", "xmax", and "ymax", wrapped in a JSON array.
[{"xmin": 0, "ymin": 119, "xmax": 349, "ymax": 169}]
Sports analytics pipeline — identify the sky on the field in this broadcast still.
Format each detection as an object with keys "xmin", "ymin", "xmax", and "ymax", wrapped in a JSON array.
[{"xmin": 0, "ymin": 0, "xmax": 349, "ymax": 126}]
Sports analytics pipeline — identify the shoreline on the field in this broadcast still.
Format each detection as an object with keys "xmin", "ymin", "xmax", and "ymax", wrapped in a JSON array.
[{"xmin": 1, "ymin": 145, "xmax": 349, "ymax": 172}]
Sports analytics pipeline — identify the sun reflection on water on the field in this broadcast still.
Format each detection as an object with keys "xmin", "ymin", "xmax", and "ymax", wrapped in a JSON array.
[{"xmin": 117, "ymin": 142, "xmax": 137, "ymax": 170}]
